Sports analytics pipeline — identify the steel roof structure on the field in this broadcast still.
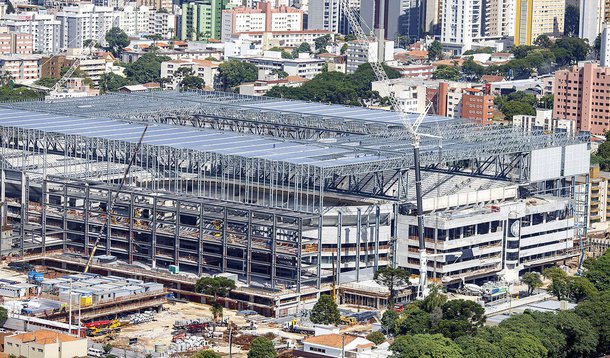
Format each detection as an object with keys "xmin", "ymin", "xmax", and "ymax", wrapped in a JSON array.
[{"xmin": 0, "ymin": 91, "xmax": 589, "ymax": 213}]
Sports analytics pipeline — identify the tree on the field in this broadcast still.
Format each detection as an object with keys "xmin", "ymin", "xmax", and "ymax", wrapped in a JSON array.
[
  {"xmin": 394, "ymin": 305, "xmax": 431, "ymax": 335},
  {"xmin": 366, "ymin": 331, "xmax": 385, "ymax": 345},
  {"xmin": 99, "ymin": 73, "xmax": 133, "ymax": 93},
  {"xmin": 5, "ymin": 0, "xmax": 15, "ymax": 14},
  {"xmin": 497, "ymin": 332, "xmax": 548, "ymax": 358},
  {"xmin": 191, "ymin": 350, "xmax": 221, "ymax": 358},
  {"xmin": 534, "ymin": 35, "xmax": 553, "ymax": 48},
  {"xmin": 432, "ymin": 65, "xmax": 460, "ymax": 81},
  {"xmin": 522, "ymin": 272, "xmax": 543, "ymax": 295},
  {"xmin": 499, "ymin": 311, "xmax": 567, "ymax": 357},
  {"xmin": 575, "ymin": 292, "xmax": 610, "ymax": 354},
  {"xmin": 0, "ymin": 307, "xmax": 8, "ymax": 322},
  {"xmin": 247, "ymin": 337, "xmax": 277, "ymax": 358},
  {"xmin": 194, "ymin": 277, "xmax": 236, "ymax": 301},
  {"xmin": 585, "ymin": 249, "xmax": 610, "ymax": 291},
  {"xmin": 314, "ymin": 34, "xmax": 332, "ymax": 53},
  {"xmin": 381, "ymin": 309, "xmax": 398, "ymax": 335},
  {"xmin": 271, "ymin": 69, "xmax": 288, "ymax": 79},
  {"xmin": 594, "ymin": 34, "xmax": 602, "ymax": 59},
  {"xmin": 103, "ymin": 343, "xmax": 113, "ymax": 354},
  {"xmin": 105, "ymin": 27, "xmax": 130, "ymax": 57},
  {"xmin": 421, "ymin": 285, "xmax": 447, "ymax": 313},
  {"xmin": 218, "ymin": 60, "xmax": 258, "ymax": 89},
  {"xmin": 462, "ymin": 58, "xmax": 485, "ymax": 80},
  {"xmin": 340, "ymin": 43, "xmax": 348, "ymax": 55},
  {"xmin": 555, "ymin": 310, "xmax": 598, "ymax": 358},
  {"xmin": 180, "ymin": 75, "xmax": 206, "ymax": 90},
  {"xmin": 310, "ymin": 294, "xmax": 340, "ymax": 325},
  {"xmin": 455, "ymin": 336, "xmax": 502, "ymax": 358},
  {"xmin": 567, "ymin": 276, "xmax": 598, "ymax": 302},
  {"xmin": 35, "ymin": 77, "xmax": 58, "ymax": 88},
  {"xmin": 344, "ymin": 34, "xmax": 357, "ymax": 42},
  {"xmin": 297, "ymin": 42, "xmax": 312, "ymax": 54},
  {"xmin": 124, "ymin": 53, "xmax": 171, "ymax": 84},
  {"xmin": 544, "ymin": 267, "xmax": 570, "ymax": 300},
  {"xmin": 374, "ymin": 267, "xmax": 408, "ymax": 306},
  {"xmin": 553, "ymin": 37, "xmax": 591, "ymax": 65},
  {"xmin": 391, "ymin": 334, "xmax": 462, "ymax": 358},
  {"xmin": 564, "ymin": 5, "xmax": 579, "ymax": 36},
  {"xmin": 512, "ymin": 45, "xmax": 538, "ymax": 59},
  {"xmin": 428, "ymin": 40, "xmax": 443, "ymax": 61},
  {"xmin": 498, "ymin": 100, "xmax": 536, "ymax": 120},
  {"xmin": 211, "ymin": 302, "xmax": 223, "ymax": 322},
  {"xmin": 540, "ymin": 94, "xmax": 554, "ymax": 109}
]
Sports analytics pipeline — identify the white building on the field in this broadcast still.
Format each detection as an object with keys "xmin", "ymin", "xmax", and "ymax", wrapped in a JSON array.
[
  {"xmin": 230, "ymin": 30, "xmax": 333, "ymax": 50},
  {"xmin": 160, "ymin": 58, "xmax": 220, "ymax": 90},
  {"xmin": 0, "ymin": 54, "xmax": 40, "ymax": 83},
  {"xmin": 119, "ymin": 4, "xmax": 151, "ymax": 36},
  {"xmin": 485, "ymin": 0, "xmax": 515, "ymax": 38},
  {"xmin": 345, "ymin": 39, "xmax": 394, "ymax": 74},
  {"xmin": 221, "ymin": 3, "xmax": 303, "ymax": 41},
  {"xmin": 56, "ymin": 4, "xmax": 120, "ymax": 49},
  {"xmin": 232, "ymin": 51, "xmax": 324, "ymax": 79},
  {"xmin": 601, "ymin": 23, "xmax": 610, "ymax": 68},
  {"xmin": 1, "ymin": 12, "xmax": 61, "ymax": 53},
  {"xmin": 149, "ymin": 10, "xmax": 176, "ymax": 39},
  {"xmin": 513, "ymin": 109, "xmax": 577, "ymax": 134},
  {"xmin": 440, "ymin": 0, "xmax": 484, "ymax": 54},
  {"xmin": 302, "ymin": 334, "xmax": 383, "ymax": 358},
  {"xmin": 579, "ymin": 0, "xmax": 606, "ymax": 45},
  {"xmin": 307, "ymin": 0, "xmax": 358, "ymax": 34},
  {"xmin": 371, "ymin": 78, "xmax": 429, "ymax": 113}
]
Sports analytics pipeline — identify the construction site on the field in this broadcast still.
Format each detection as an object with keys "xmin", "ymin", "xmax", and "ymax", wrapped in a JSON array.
[{"xmin": 0, "ymin": 90, "xmax": 591, "ymax": 317}]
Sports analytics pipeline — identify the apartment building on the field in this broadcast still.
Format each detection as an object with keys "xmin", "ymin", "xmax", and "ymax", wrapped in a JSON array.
[
  {"xmin": 232, "ymin": 30, "xmax": 333, "ymax": 50},
  {"xmin": 137, "ymin": 0, "xmax": 173, "ymax": 11},
  {"xmin": 514, "ymin": 0, "xmax": 565, "ymax": 45},
  {"xmin": 150, "ymin": 10, "xmax": 176, "ymax": 38},
  {"xmin": 119, "ymin": 4, "xmax": 151, "ymax": 35},
  {"xmin": 238, "ymin": 75, "xmax": 307, "ymax": 96},
  {"xmin": 513, "ymin": 109, "xmax": 577, "ymax": 134},
  {"xmin": 307, "ymin": 0, "xmax": 358, "ymax": 34},
  {"xmin": 160, "ymin": 58, "xmax": 220, "ymax": 89},
  {"xmin": 56, "ymin": 5, "xmax": 119, "ymax": 49},
  {"xmin": 360, "ymin": 0, "xmax": 420, "ymax": 40},
  {"xmin": 1, "ymin": 12, "xmax": 60, "ymax": 53},
  {"xmin": 345, "ymin": 39, "xmax": 394, "ymax": 74},
  {"xmin": 601, "ymin": 23, "xmax": 610, "ymax": 67},
  {"xmin": 485, "ymin": 0, "xmax": 515, "ymax": 37},
  {"xmin": 585, "ymin": 166, "xmax": 610, "ymax": 230},
  {"xmin": 440, "ymin": 0, "xmax": 484, "ymax": 54},
  {"xmin": 0, "ymin": 30, "xmax": 33, "ymax": 55},
  {"xmin": 5, "ymin": 330, "xmax": 88, "ymax": 358},
  {"xmin": 579, "ymin": 0, "xmax": 606, "ymax": 44},
  {"xmin": 221, "ymin": 2, "xmax": 303, "ymax": 41},
  {"xmin": 461, "ymin": 88, "xmax": 494, "ymax": 124},
  {"xmin": 232, "ymin": 51, "xmax": 324, "ymax": 79},
  {"xmin": 179, "ymin": 0, "xmax": 231, "ymax": 41},
  {"xmin": 553, "ymin": 63, "xmax": 610, "ymax": 135},
  {"xmin": 0, "ymin": 54, "xmax": 40, "ymax": 83}
]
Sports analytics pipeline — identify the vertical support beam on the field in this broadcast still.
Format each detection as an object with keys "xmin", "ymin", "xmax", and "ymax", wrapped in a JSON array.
[
  {"xmin": 271, "ymin": 214, "xmax": 277, "ymax": 289},
  {"xmin": 336, "ymin": 211, "xmax": 342, "ymax": 287},
  {"xmin": 356, "ymin": 208, "xmax": 361, "ymax": 282},
  {"xmin": 246, "ymin": 210, "xmax": 252, "ymax": 285},
  {"xmin": 151, "ymin": 199, "xmax": 157, "ymax": 269},
  {"xmin": 62, "ymin": 183, "xmax": 68, "ymax": 252},
  {"xmin": 297, "ymin": 219, "xmax": 303, "ymax": 293},
  {"xmin": 128, "ymin": 193, "xmax": 134, "ymax": 264},
  {"xmin": 374, "ymin": 206, "xmax": 380, "ymax": 271},
  {"xmin": 317, "ymin": 213, "xmax": 323, "ymax": 289},
  {"xmin": 20, "ymin": 172, "xmax": 26, "ymax": 258},
  {"xmin": 106, "ymin": 189, "xmax": 112, "ymax": 255},
  {"xmin": 222, "ymin": 207, "xmax": 228, "ymax": 272},
  {"xmin": 198, "ymin": 204, "xmax": 204, "ymax": 276},
  {"xmin": 83, "ymin": 185, "xmax": 89, "ymax": 257},
  {"xmin": 174, "ymin": 200, "xmax": 180, "ymax": 266}
]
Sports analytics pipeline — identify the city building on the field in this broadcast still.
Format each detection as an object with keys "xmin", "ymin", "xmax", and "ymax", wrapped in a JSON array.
[
  {"xmin": 0, "ymin": 29, "xmax": 33, "ymax": 55},
  {"xmin": 345, "ymin": 39, "xmax": 394, "ymax": 74},
  {"xmin": 307, "ymin": 0, "xmax": 358, "ymax": 34},
  {"xmin": 5, "ymin": 329, "xmax": 88, "ymax": 358},
  {"xmin": 553, "ymin": 62, "xmax": 610, "ymax": 135},
  {"xmin": 371, "ymin": 78, "xmax": 429, "ymax": 113},
  {"xmin": 513, "ymin": 109, "xmax": 577, "ymax": 133},
  {"xmin": 160, "ymin": 58, "xmax": 220, "ymax": 89},
  {"xmin": 579, "ymin": 0, "xmax": 606, "ymax": 45},
  {"xmin": 601, "ymin": 23, "xmax": 610, "ymax": 67},
  {"xmin": 514, "ymin": 0, "xmax": 565, "ymax": 46},
  {"xmin": 231, "ymin": 51, "xmax": 324, "ymax": 78},
  {"xmin": 460, "ymin": 88, "xmax": 494, "ymax": 124},
  {"xmin": 47, "ymin": 77, "xmax": 99, "ymax": 98},
  {"xmin": 1, "ymin": 12, "xmax": 61, "ymax": 53},
  {"xmin": 583, "ymin": 166, "xmax": 610, "ymax": 231},
  {"xmin": 230, "ymin": 29, "xmax": 333, "ymax": 50},
  {"xmin": 360, "ymin": 0, "xmax": 420, "ymax": 40},
  {"xmin": 300, "ymin": 334, "xmax": 383, "ymax": 358},
  {"xmin": 179, "ymin": 0, "xmax": 231, "ymax": 41},
  {"xmin": 485, "ymin": 0, "xmax": 516, "ymax": 38},
  {"xmin": 0, "ymin": 54, "xmax": 40, "ymax": 83},
  {"xmin": 136, "ymin": 0, "xmax": 172, "ymax": 11},
  {"xmin": 0, "ymin": 90, "xmax": 589, "ymax": 316},
  {"xmin": 391, "ymin": 64, "xmax": 435, "ymax": 78},
  {"xmin": 149, "ymin": 9, "xmax": 177, "ymax": 38},
  {"xmin": 239, "ymin": 75, "xmax": 307, "ymax": 96},
  {"xmin": 221, "ymin": 2, "xmax": 303, "ymax": 41},
  {"xmin": 440, "ymin": 0, "xmax": 484, "ymax": 54},
  {"xmin": 119, "ymin": 4, "xmax": 152, "ymax": 36},
  {"xmin": 56, "ymin": 5, "xmax": 119, "ymax": 49}
]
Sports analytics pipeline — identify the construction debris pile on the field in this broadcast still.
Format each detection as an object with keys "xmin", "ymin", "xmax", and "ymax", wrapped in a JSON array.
[
  {"xmin": 127, "ymin": 311, "xmax": 155, "ymax": 325},
  {"xmin": 169, "ymin": 333, "xmax": 210, "ymax": 354}
]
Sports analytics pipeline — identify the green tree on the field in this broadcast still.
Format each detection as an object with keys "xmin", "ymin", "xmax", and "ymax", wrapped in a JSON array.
[
  {"xmin": 428, "ymin": 40, "xmax": 444, "ymax": 61},
  {"xmin": 499, "ymin": 311, "xmax": 567, "ymax": 357},
  {"xmin": 462, "ymin": 58, "xmax": 485, "ymax": 80},
  {"xmin": 575, "ymin": 291, "xmax": 610, "ymax": 354},
  {"xmin": 522, "ymin": 272, "xmax": 543, "ymax": 295},
  {"xmin": 498, "ymin": 100, "xmax": 536, "ymax": 120},
  {"xmin": 374, "ymin": 267, "xmax": 408, "ymax": 306},
  {"xmin": 553, "ymin": 37, "xmax": 591, "ymax": 65},
  {"xmin": 455, "ymin": 336, "xmax": 501, "ymax": 358},
  {"xmin": 247, "ymin": 337, "xmax": 276, "ymax": 358},
  {"xmin": 564, "ymin": 5, "xmax": 579, "ymax": 36},
  {"xmin": 434, "ymin": 299, "xmax": 485, "ymax": 339},
  {"xmin": 124, "ymin": 53, "xmax": 171, "ymax": 84},
  {"xmin": 211, "ymin": 302, "xmax": 223, "ymax": 322},
  {"xmin": 271, "ymin": 69, "xmax": 288, "ymax": 79},
  {"xmin": 191, "ymin": 350, "xmax": 221, "ymax": 358},
  {"xmin": 585, "ymin": 249, "xmax": 610, "ymax": 291},
  {"xmin": 105, "ymin": 27, "xmax": 130, "ymax": 57},
  {"xmin": 567, "ymin": 276, "xmax": 598, "ymax": 302},
  {"xmin": 344, "ymin": 34, "xmax": 357, "ymax": 42},
  {"xmin": 512, "ymin": 45, "xmax": 538, "ymax": 59},
  {"xmin": 366, "ymin": 331, "xmax": 385, "ymax": 345},
  {"xmin": 103, "ymin": 343, "xmax": 113, "ymax": 354},
  {"xmin": 310, "ymin": 294, "xmax": 340, "ymax": 325},
  {"xmin": 315, "ymin": 34, "xmax": 332, "ymax": 53},
  {"xmin": 381, "ymin": 309, "xmax": 398, "ymax": 334},
  {"xmin": 555, "ymin": 310, "xmax": 598, "ymax": 358},
  {"xmin": 99, "ymin": 73, "xmax": 133, "ymax": 93},
  {"xmin": 394, "ymin": 305, "xmax": 431, "ymax": 335},
  {"xmin": 297, "ymin": 42, "xmax": 312, "ymax": 53},
  {"xmin": 534, "ymin": 35, "xmax": 553, "ymax": 48},
  {"xmin": 421, "ymin": 285, "xmax": 447, "ymax": 313},
  {"xmin": 194, "ymin": 277, "xmax": 236, "ymax": 301},
  {"xmin": 34, "ymin": 77, "xmax": 58, "ymax": 88},
  {"xmin": 218, "ymin": 60, "xmax": 258, "ymax": 89},
  {"xmin": 0, "ymin": 307, "xmax": 7, "ymax": 322},
  {"xmin": 0, "ymin": 86, "xmax": 44, "ymax": 101},
  {"xmin": 433, "ymin": 65, "xmax": 460, "ymax": 81},
  {"xmin": 497, "ymin": 332, "xmax": 548, "ymax": 358},
  {"xmin": 540, "ymin": 94, "xmax": 554, "ymax": 109},
  {"xmin": 180, "ymin": 75, "xmax": 205, "ymax": 90},
  {"xmin": 340, "ymin": 43, "xmax": 348, "ymax": 55},
  {"xmin": 544, "ymin": 267, "xmax": 570, "ymax": 300},
  {"xmin": 391, "ymin": 334, "xmax": 462, "ymax": 358}
]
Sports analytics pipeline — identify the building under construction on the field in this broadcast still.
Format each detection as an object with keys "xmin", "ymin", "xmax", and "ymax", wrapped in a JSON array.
[{"xmin": 0, "ymin": 91, "xmax": 591, "ymax": 315}]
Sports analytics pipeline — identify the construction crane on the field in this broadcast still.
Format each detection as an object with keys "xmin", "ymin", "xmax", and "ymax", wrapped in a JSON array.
[
  {"xmin": 339, "ymin": 0, "xmax": 440, "ymax": 299},
  {"xmin": 83, "ymin": 125, "xmax": 149, "ymax": 273}
]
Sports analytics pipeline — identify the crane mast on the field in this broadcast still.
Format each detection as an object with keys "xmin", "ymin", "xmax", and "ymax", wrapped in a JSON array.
[{"xmin": 339, "ymin": 0, "xmax": 433, "ymax": 299}]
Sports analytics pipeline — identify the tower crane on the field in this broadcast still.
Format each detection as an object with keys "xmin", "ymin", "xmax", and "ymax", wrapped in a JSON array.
[{"xmin": 338, "ymin": 0, "xmax": 440, "ymax": 299}]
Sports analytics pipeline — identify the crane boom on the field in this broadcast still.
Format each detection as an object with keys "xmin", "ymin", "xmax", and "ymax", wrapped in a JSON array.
[
  {"xmin": 339, "ymin": 0, "xmax": 436, "ymax": 299},
  {"xmin": 84, "ymin": 125, "xmax": 149, "ymax": 273}
]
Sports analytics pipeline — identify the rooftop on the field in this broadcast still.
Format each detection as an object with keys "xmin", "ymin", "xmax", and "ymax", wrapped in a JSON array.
[
  {"xmin": 304, "ymin": 334, "xmax": 358, "ymax": 348},
  {"xmin": 9, "ymin": 329, "xmax": 81, "ymax": 344}
]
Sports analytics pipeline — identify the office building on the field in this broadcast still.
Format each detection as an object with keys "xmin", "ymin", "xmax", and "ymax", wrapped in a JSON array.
[
  {"xmin": 1, "ymin": 12, "xmax": 61, "ymax": 53},
  {"xmin": 345, "ymin": 39, "xmax": 394, "ymax": 73},
  {"xmin": 221, "ymin": 2, "xmax": 303, "ymax": 41},
  {"xmin": 514, "ymin": 0, "xmax": 564, "ymax": 46},
  {"xmin": 601, "ymin": 23, "xmax": 610, "ymax": 67},
  {"xmin": 0, "ymin": 29, "xmax": 33, "ymax": 55},
  {"xmin": 461, "ymin": 88, "xmax": 495, "ymax": 124},
  {"xmin": 579, "ymin": 0, "xmax": 606, "ymax": 45},
  {"xmin": 440, "ymin": 0, "xmax": 484, "ymax": 54},
  {"xmin": 307, "ymin": 0, "xmax": 358, "ymax": 34},
  {"xmin": 56, "ymin": 5, "xmax": 119, "ymax": 49},
  {"xmin": 180, "ymin": 0, "xmax": 231, "ymax": 41},
  {"xmin": 553, "ymin": 62, "xmax": 610, "ymax": 135},
  {"xmin": 360, "ymin": 0, "xmax": 420, "ymax": 40}
]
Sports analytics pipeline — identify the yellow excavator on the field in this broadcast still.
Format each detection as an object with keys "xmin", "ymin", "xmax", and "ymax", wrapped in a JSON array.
[{"xmin": 84, "ymin": 126, "xmax": 148, "ymax": 273}]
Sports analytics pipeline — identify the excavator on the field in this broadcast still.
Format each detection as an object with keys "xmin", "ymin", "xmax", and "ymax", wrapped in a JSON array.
[{"xmin": 85, "ymin": 319, "xmax": 122, "ymax": 337}]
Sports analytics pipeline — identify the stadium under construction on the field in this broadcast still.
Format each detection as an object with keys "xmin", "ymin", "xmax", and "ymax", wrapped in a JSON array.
[{"xmin": 0, "ymin": 91, "xmax": 591, "ymax": 316}]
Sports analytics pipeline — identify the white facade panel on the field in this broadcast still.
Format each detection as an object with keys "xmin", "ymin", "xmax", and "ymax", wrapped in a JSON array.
[
  {"xmin": 564, "ymin": 143, "xmax": 590, "ymax": 177},
  {"xmin": 530, "ymin": 147, "xmax": 562, "ymax": 181}
]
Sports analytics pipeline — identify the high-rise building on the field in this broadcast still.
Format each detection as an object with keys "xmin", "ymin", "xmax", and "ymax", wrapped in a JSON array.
[
  {"xmin": 440, "ymin": 0, "xmax": 484, "ymax": 54},
  {"xmin": 0, "ymin": 12, "xmax": 60, "ymax": 53},
  {"xmin": 461, "ymin": 88, "xmax": 495, "ymax": 124},
  {"xmin": 579, "ymin": 0, "xmax": 606, "ymax": 45},
  {"xmin": 56, "ymin": 5, "xmax": 119, "ymax": 49},
  {"xmin": 221, "ymin": 2, "xmax": 303, "ymax": 41},
  {"xmin": 553, "ymin": 63, "xmax": 610, "ymax": 135},
  {"xmin": 360, "ymin": 0, "xmax": 420, "ymax": 40},
  {"xmin": 180, "ymin": 0, "xmax": 230, "ymax": 41},
  {"xmin": 485, "ymin": 0, "xmax": 515, "ymax": 37},
  {"xmin": 307, "ymin": 0, "xmax": 358, "ymax": 34},
  {"xmin": 0, "ymin": 29, "xmax": 33, "ymax": 55},
  {"xmin": 514, "ymin": 0, "xmax": 564, "ymax": 46},
  {"xmin": 601, "ymin": 23, "xmax": 610, "ymax": 67},
  {"xmin": 136, "ymin": 0, "xmax": 173, "ymax": 12},
  {"xmin": 345, "ymin": 39, "xmax": 394, "ymax": 73}
]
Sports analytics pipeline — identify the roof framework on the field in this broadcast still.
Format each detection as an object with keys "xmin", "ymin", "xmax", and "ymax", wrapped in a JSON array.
[{"xmin": 0, "ymin": 91, "xmax": 589, "ymax": 213}]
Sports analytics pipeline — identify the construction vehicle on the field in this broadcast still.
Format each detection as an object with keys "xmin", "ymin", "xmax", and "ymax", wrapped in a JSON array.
[
  {"xmin": 186, "ymin": 322, "xmax": 210, "ymax": 333},
  {"xmin": 83, "ymin": 126, "xmax": 148, "ymax": 273},
  {"xmin": 393, "ymin": 303, "xmax": 405, "ymax": 313},
  {"xmin": 85, "ymin": 320, "xmax": 121, "ymax": 337},
  {"xmin": 340, "ymin": 316, "xmax": 357, "ymax": 325}
]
